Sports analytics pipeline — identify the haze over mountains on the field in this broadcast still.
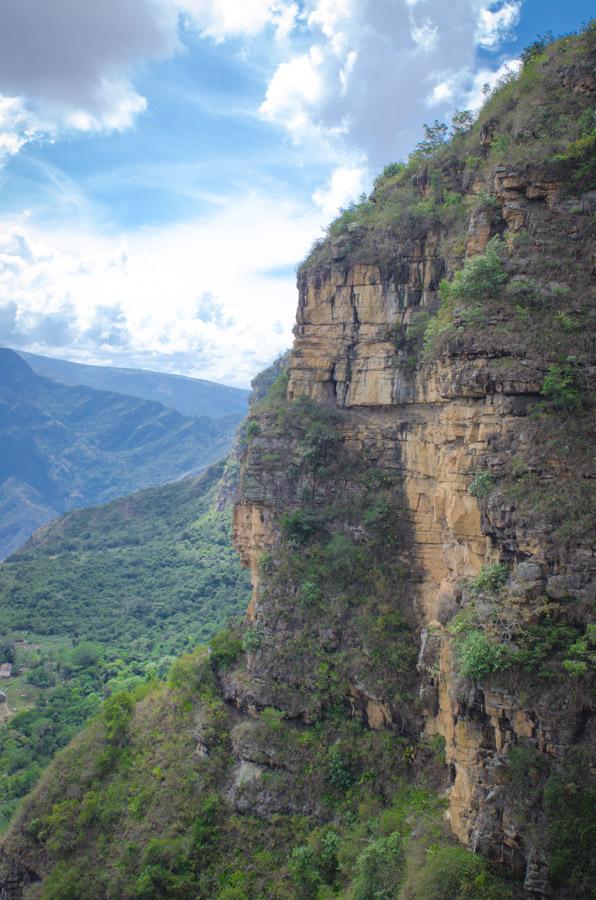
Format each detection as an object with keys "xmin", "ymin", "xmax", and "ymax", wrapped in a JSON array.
[
  {"xmin": 0, "ymin": 348, "xmax": 248, "ymax": 559},
  {"xmin": 17, "ymin": 351, "xmax": 249, "ymax": 421}
]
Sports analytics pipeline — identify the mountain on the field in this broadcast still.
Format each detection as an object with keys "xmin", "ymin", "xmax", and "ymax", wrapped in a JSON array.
[
  {"xmin": 1, "ymin": 26, "xmax": 594, "ymax": 899},
  {"xmin": 17, "ymin": 350, "xmax": 249, "ymax": 421},
  {"xmin": 0, "ymin": 460, "xmax": 251, "ymax": 830},
  {"xmin": 0, "ymin": 348, "xmax": 241, "ymax": 559}
]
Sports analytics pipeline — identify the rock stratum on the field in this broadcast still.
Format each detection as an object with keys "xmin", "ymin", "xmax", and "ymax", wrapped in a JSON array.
[{"xmin": 0, "ymin": 26, "xmax": 594, "ymax": 899}]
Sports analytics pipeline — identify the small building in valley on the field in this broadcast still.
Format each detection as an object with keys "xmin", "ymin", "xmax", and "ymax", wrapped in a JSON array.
[{"xmin": 0, "ymin": 663, "xmax": 13, "ymax": 679}]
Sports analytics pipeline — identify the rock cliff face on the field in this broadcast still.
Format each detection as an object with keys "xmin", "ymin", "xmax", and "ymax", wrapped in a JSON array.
[{"xmin": 232, "ymin": 41, "xmax": 595, "ymax": 893}]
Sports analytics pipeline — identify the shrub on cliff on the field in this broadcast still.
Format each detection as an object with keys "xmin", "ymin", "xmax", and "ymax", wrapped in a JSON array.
[
  {"xmin": 540, "ymin": 363, "xmax": 585, "ymax": 412},
  {"xmin": 423, "ymin": 237, "xmax": 508, "ymax": 354},
  {"xmin": 454, "ymin": 630, "xmax": 509, "ymax": 681},
  {"xmin": 401, "ymin": 845, "xmax": 512, "ymax": 899},
  {"xmin": 352, "ymin": 831, "xmax": 404, "ymax": 899},
  {"xmin": 440, "ymin": 237, "xmax": 507, "ymax": 305}
]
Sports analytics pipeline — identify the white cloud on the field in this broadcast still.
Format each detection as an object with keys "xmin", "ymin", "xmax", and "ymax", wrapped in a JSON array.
[
  {"xmin": 0, "ymin": 98, "xmax": 33, "ymax": 163},
  {"xmin": 475, "ymin": 1, "xmax": 521, "ymax": 50},
  {"xmin": 464, "ymin": 56, "xmax": 522, "ymax": 108},
  {"xmin": 427, "ymin": 54, "xmax": 521, "ymax": 110},
  {"xmin": 0, "ymin": 0, "xmax": 525, "ymax": 171},
  {"xmin": 179, "ymin": 0, "xmax": 299, "ymax": 41},
  {"xmin": 258, "ymin": 0, "xmax": 526, "ymax": 170},
  {"xmin": 410, "ymin": 18, "xmax": 439, "ymax": 51},
  {"xmin": 260, "ymin": 47, "xmax": 326, "ymax": 138},
  {"xmin": 312, "ymin": 164, "xmax": 367, "ymax": 218},
  {"xmin": 0, "ymin": 0, "xmax": 530, "ymax": 386},
  {"xmin": 0, "ymin": 0, "xmax": 305, "ymax": 163},
  {"xmin": 0, "ymin": 193, "xmax": 324, "ymax": 387},
  {"xmin": 0, "ymin": 0, "xmax": 181, "ymax": 161}
]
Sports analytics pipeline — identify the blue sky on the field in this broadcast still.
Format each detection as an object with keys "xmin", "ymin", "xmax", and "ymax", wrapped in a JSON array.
[{"xmin": 0, "ymin": 0, "xmax": 592, "ymax": 387}]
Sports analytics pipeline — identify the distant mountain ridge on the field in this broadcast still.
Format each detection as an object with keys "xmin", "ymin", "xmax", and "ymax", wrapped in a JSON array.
[
  {"xmin": 17, "ymin": 350, "xmax": 249, "ymax": 420},
  {"xmin": 0, "ymin": 348, "xmax": 242, "ymax": 559}
]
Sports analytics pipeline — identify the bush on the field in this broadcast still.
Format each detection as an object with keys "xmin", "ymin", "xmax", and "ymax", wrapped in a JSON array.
[
  {"xmin": 540, "ymin": 365, "xmax": 584, "ymax": 412},
  {"xmin": 42, "ymin": 862, "xmax": 83, "ymax": 900},
  {"xmin": 508, "ymin": 745, "xmax": 550, "ymax": 805},
  {"xmin": 245, "ymin": 420, "xmax": 261, "ymax": 439},
  {"xmin": 439, "ymin": 237, "xmax": 507, "ymax": 305},
  {"xmin": 424, "ymin": 238, "xmax": 507, "ymax": 354},
  {"xmin": 298, "ymin": 580, "xmax": 324, "ymax": 608},
  {"xmin": 562, "ymin": 658, "xmax": 588, "ymax": 677},
  {"xmin": 281, "ymin": 510, "xmax": 322, "ymax": 546},
  {"xmin": 326, "ymin": 746, "xmax": 355, "ymax": 792},
  {"xmin": 404, "ymin": 845, "xmax": 511, "ymax": 899},
  {"xmin": 209, "ymin": 628, "xmax": 242, "ymax": 669},
  {"xmin": 520, "ymin": 31, "xmax": 555, "ymax": 66},
  {"xmin": 470, "ymin": 563, "xmax": 508, "ymax": 593},
  {"xmin": 429, "ymin": 734, "xmax": 446, "ymax": 765},
  {"xmin": 241, "ymin": 628, "xmax": 262, "ymax": 654},
  {"xmin": 289, "ymin": 845, "xmax": 322, "ymax": 899},
  {"xmin": 469, "ymin": 472, "xmax": 494, "ymax": 499},
  {"xmin": 455, "ymin": 631, "xmax": 508, "ymax": 681},
  {"xmin": 352, "ymin": 832, "xmax": 404, "ymax": 900},
  {"xmin": 258, "ymin": 552, "xmax": 273, "ymax": 575},
  {"xmin": 103, "ymin": 691, "xmax": 134, "ymax": 746},
  {"xmin": 300, "ymin": 419, "xmax": 339, "ymax": 467},
  {"xmin": 544, "ymin": 754, "xmax": 596, "ymax": 893}
]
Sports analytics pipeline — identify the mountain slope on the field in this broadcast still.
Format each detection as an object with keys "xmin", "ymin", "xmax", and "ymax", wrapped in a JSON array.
[
  {"xmin": 0, "ymin": 349, "xmax": 240, "ymax": 558},
  {"xmin": 0, "ymin": 460, "xmax": 251, "ymax": 830},
  {"xmin": 17, "ymin": 350, "xmax": 249, "ymax": 420},
  {"xmin": 1, "ymin": 25, "xmax": 594, "ymax": 900}
]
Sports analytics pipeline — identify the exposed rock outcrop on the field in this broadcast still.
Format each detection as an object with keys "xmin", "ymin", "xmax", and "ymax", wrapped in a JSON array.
[{"xmin": 232, "ymin": 151, "xmax": 595, "ymax": 893}]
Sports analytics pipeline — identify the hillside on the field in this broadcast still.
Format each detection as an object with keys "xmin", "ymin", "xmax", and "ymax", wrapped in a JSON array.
[
  {"xmin": 1, "ymin": 25, "xmax": 594, "ymax": 900},
  {"xmin": 17, "ymin": 351, "xmax": 249, "ymax": 421},
  {"xmin": 0, "ymin": 460, "xmax": 251, "ymax": 831},
  {"xmin": 0, "ymin": 349, "xmax": 241, "ymax": 558}
]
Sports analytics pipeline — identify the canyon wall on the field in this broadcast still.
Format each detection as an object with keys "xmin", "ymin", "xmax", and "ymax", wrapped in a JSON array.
[{"xmin": 232, "ymin": 154, "xmax": 595, "ymax": 893}]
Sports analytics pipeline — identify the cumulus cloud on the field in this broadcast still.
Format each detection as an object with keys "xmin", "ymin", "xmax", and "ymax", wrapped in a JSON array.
[
  {"xmin": 475, "ymin": 1, "xmax": 521, "ymax": 49},
  {"xmin": 0, "ymin": 0, "xmax": 308, "ymax": 163},
  {"xmin": 313, "ymin": 165, "xmax": 367, "ymax": 218},
  {"xmin": 258, "ymin": 0, "xmax": 523, "ymax": 178},
  {"xmin": 0, "ymin": 194, "xmax": 323, "ymax": 386},
  {"xmin": 0, "ymin": 0, "xmax": 524, "ymax": 187},
  {"xmin": 179, "ymin": 0, "xmax": 298, "ymax": 41},
  {"xmin": 0, "ymin": 0, "xmax": 180, "ymax": 159},
  {"xmin": 0, "ymin": 0, "xmax": 528, "ymax": 380},
  {"xmin": 427, "ymin": 56, "xmax": 522, "ymax": 110}
]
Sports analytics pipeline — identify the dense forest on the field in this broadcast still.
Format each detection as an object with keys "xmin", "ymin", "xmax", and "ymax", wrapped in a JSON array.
[{"xmin": 0, "ymin": 461, "xmax": 250, "ymax": 829}]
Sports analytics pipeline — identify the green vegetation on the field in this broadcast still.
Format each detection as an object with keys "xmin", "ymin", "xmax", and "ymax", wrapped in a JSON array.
[
  {"xmin": 454, "ymin": 630, "xmax": 509, "ymax": 681},
  {"xmin": 470, "ymin": 563, "xmax": 508, "ymax": 593},
  {"xmin": 2, "ymin": 25, "xmax": 595, "ymax": 900},
  {"xmin": 507, "ymin": 746, "xmax": 596, "ymax": 896},
  {"xmin": 0, "ymin": 462, "xmax": 250, "ymax": 830},
  {"xmin": 300, "ymin": 22, "xmax": 595, "ymax": 279},
  {"xmin": 241, "ymin": 390, "xmax": 418, "ymax": 715},
  {"xmin": 423, "ymin": 237, "xmax": 507, "ymax": 355},
  {"xmin": 449, "ymin": 595, "xmax": 595, "ymax": 685},
  {"xmin": 540, "ymin": 363, "xmax": 585, "ymax": 412},
  {"xmin": 468, "ymin": 472, "xmax": 494, "ymax": 499},
  {"xmin": 2, "ymin": 666, "xmax": 513, "ymax": 900}
]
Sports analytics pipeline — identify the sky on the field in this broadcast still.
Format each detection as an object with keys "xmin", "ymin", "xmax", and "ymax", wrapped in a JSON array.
[{"xmin": 0, "ymin": 0, "xmax": 592, "ymax": 387}]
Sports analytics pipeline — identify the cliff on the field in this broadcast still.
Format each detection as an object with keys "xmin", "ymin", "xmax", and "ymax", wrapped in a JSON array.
[
  {"xmin": 0, "ymin": 25, "xmax": 594, "ymax": 900},
  {"xmin": 233, "ymin": 24, "xmax": 595, "ymax": 893}
]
